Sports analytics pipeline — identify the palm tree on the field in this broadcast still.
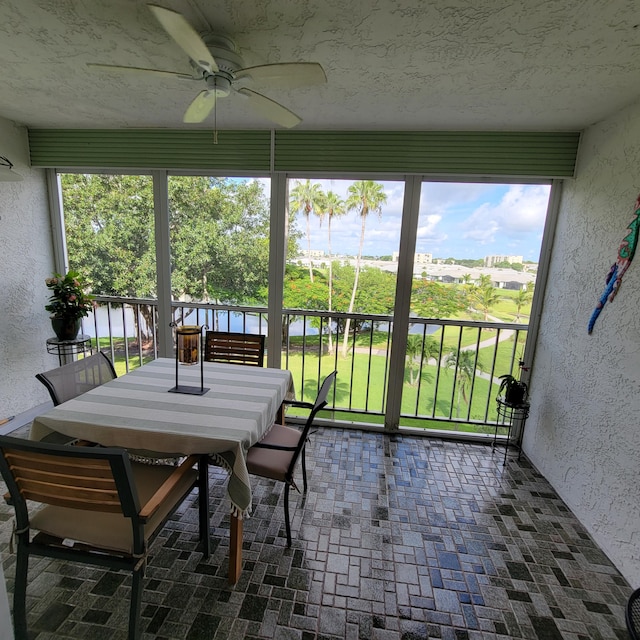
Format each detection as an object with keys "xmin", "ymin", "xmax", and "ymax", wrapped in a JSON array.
[
  {"xmin": 422, "ymin": 335, "xmax": 441, "ymax": 365},
  {"xmin": 289, "ymin": 180, "xmax": 325, "ymax": 283},
  {"xmin": 322, "ymin": 190, "xmax": 345, "ymax": 353},
  {"xmin": 341, "ymin": 180, "xmax": 387, "ymax": 357},
  {"xmin": 514, "ymin": 287, "xmax": 532, "ymax": 321},
  {"xmin": 444, "ymin": 348, "xmax": 482, "ymax": 418},
  {"xmin": 405, "ymin": 334, "xmax": 424, "ymax": 385},
  {"xmin": 405, "ymin": 334, "xmax": 440, "ymax": 385},
  {"xmin": 473, "ymin": 284, "xmax": 502, "ymax": 321},
  {"xmin": 478, "ymin": 274, "xmax": 493, "ymax": 289}
]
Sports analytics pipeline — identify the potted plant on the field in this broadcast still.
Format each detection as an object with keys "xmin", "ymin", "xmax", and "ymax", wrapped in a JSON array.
[
  {"xmin": 45, "ymin": 270, "xmax": 94, "ymax": 341},
  {"xmin": 498, "ymin": 374, "xmax": 528, "ymax": 405}
]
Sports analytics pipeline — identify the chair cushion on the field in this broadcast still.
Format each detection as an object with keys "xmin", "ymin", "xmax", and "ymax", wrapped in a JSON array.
[
  {"xmin": 246, "ymin": 446, "xmax": 294, "ymax": 483},
  {"xmin": 30, "ymin": 462, "xmax": 197, "ymax": 555},
  {"xmin": 259, "ymin": 424, "xmax": 303, "ymax": 448}
]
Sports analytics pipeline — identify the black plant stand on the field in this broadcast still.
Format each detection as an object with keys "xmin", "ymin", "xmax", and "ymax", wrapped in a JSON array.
[
  {"xmin": 46, "ymin": 334, "xmax": 92, "ymax": 366},
  {"xmin": 494, "ymin": 396, "xmax": 530, "ymax": 465}
]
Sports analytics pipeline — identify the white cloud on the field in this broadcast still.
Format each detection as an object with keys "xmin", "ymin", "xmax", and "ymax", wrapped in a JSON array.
[{"xmin": 462, "ymin": 184, "xmax": 550, "ymax": 244}]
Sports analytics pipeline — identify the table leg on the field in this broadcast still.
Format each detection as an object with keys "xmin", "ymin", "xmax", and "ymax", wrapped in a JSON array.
[
  {"xmin": 229, "ymin": 514, "xmax": 243, "ymax": 584},
  {"xmin": 198, "ymin": 457, "xmax": 210, "ymax": 559}
]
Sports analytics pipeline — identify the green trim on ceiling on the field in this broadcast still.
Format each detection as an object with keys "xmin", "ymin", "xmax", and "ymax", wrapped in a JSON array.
[
  {"xmin": 28, "ymin": 130, "xmax": 272, "ymax": 171},
  {"xmin": 28, "ymin": 129, "xmax": 580, "ymax": 178},
  {"xmin": 273, "ymin": 131, "xmax": 580, "ymax": 177}
]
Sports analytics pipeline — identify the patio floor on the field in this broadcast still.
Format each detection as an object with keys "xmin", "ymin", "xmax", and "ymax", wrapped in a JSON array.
[{"xmin": 0, "ymin": 427, "xmax": 631, "ymax": 639}]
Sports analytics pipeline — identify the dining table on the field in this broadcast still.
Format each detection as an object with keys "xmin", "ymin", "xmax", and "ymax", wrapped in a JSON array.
[{"xmin": 30, "ymin": 357, "xmax": 293, "ymax": 584}]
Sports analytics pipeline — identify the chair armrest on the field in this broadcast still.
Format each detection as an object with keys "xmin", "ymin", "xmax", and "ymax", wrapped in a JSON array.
[
  {"xmin": 252, "ymin": 442, "xmax": 297, "ymax": 451},
  {"xmin": 139, "ymin": 455, "xmax": 199, "ymax": 520},
  {"xmin": 284, "ymin": 400, "xmax": 314, "ymax": 410}
]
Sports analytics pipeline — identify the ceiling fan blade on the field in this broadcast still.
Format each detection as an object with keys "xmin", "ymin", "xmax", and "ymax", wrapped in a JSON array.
[
  {"xmin": 236, "ymin": 88, "xmax": 302, "ymax": 128},
  {"xmin": 183, "ymin": 90, "xmax": 217, "ymax": 123},
  {"xmin": 147, "ymin": 4, "xmax": 218, "ymax": 72},
  {"xmin": 87, "ymin": 63, "xmax": 193, "ymax": 80},
  {"xmin": 235, "ymin": 62, "xmax": 327, "ymax": 88}
]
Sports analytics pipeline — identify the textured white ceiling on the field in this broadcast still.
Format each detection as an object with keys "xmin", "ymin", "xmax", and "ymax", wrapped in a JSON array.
[{"xmin": 1, "ymin": 0, "xmax": 639, "ymax": 131}]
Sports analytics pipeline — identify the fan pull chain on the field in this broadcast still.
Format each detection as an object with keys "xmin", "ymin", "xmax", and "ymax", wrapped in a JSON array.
[{"xmin": 213, "ymin": 78, "xmax": 218, "ymax": 145}]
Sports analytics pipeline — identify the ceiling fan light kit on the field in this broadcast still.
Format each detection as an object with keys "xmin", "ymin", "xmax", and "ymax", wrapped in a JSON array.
[{"xmin": 89, "ymin": 3, "xmax": 326, "ymax": 129}]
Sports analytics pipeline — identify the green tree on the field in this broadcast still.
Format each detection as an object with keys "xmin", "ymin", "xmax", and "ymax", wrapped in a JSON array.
[
  {"xmin": 322, "ymin": 190, "xmax": 346, "ymax": 353},
  {"xmin": 411, "ymin": 279, "xmax": 467, "ymax": 318},
  {"xmin": 341, "ymin": 180, "xmax": 387, "ymax": 357},
  {"xmin": 473, "ymin": 285, "xmax": 502, "ymax": 321},
  {"xmin": 168, "ymin": 177, "xmax": 271, "ymax": 306},
  {"xmin": 404, "ymin": 334, "xmax": 441, "ymax": 385},
  {"xmin": 514, "ymin": 288, "xmax": 532, "ymax": 321},
  {"xmin": 289, "ymin": 179, "xmax": 325, "ymax": 283},
  {"xmin": 63, "ymin": 174, "xmax": 156, "ymax": 299},
  {"xmin": 444, "ymin": 348, "xmax": 482, "ymax": 418},
  {"xmin": 62, "ymin": 174, "xmax": 275, "ymax": 337},
  {"xmin": 405, "ymin": 334, "xmax": 424, "ymax": 385}
]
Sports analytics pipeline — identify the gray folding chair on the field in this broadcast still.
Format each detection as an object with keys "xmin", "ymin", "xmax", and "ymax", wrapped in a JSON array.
[{"xmin": 36, "ymin": 350, "xmax": 117, "ymax": 405}]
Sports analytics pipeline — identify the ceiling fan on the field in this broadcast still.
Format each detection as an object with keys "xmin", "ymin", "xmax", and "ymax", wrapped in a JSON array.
[{"xmin": 88, "ymin": 3, "xmax": 327, "ymax": 128}]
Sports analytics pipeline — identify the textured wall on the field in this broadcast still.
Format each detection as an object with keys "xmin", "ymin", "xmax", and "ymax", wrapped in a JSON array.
[
  {"xmin": 524, "ymin": 100, "xmax": 640, "ymax": 586},
  {"xmin": 0, "ymin": 117, "xmax": 56, "ymax": 417}
]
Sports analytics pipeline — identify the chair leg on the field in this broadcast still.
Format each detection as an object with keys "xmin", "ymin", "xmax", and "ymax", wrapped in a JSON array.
[
  {"xmin": 128, "ymin": 565, "xmax": 144, "ymax": 640},
  {"xmin": 284, "ymin": 484, "xmax": 292, "ymax": 547},
  {"xmin": 13, "ymin": 541, "xmax": 29, "ymax": 640},
  {"xmin": 301, "ymin": 446, "xmax": 308, "ymax": 494}
]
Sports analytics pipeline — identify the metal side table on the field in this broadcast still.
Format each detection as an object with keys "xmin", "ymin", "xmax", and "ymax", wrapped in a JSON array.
[
  {"xmin": 494, "ymin": 396, "xmax": 530, "ymax": 465},
  {"xmin": 46, "ymin": 334, "xmax": 93, "ymax": 366}
]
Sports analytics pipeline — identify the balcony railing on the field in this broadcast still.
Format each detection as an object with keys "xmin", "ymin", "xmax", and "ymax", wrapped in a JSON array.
[{"xmin": 84, "ymin": 296, "xmax": 528, "ymax": 436}]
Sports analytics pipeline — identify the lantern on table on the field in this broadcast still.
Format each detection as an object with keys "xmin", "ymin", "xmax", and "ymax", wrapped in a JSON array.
[{"xmin": 168, "ymin": 323, "xmax": 209, "ymax": 395}]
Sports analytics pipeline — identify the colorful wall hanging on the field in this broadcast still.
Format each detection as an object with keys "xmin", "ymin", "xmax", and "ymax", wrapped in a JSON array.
[{"xmin": 588, "ymin": 193, "xmax": 640, "ymax": 334}]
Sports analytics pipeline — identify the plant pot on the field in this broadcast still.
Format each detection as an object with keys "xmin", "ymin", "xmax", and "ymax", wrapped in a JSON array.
[
  {"xmin": 51, "ymin": 317, "xmax": 81, "ymax": 341},
  {"xmin": 498, "ymin": 374, "xmax": 528, "ymax": 405},
  {"xmin": 505, "ymin": 382, "xmax": 527, "ymax": 405}
]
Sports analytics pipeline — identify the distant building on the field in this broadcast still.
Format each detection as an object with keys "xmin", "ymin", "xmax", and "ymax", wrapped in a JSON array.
[
  {"xmin": 300, "ymin": 249, "xmax": 325, "ymax": 259},
  {"xmin": 392, "ymin": 251, "xmax": 432, "ymax": 264},
  {"xmin": 484, "ymin": 254, "xmax": 523, "ymax": 267}
]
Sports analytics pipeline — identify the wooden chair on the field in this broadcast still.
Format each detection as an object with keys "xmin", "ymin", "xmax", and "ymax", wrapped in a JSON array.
[
  {"xmin": 36, "ymin": 350, "xmax": 117, "ymax": 406},
  {"xmin": 246, "ymin": 371, "xmax": 337, "ymax": 546},
  {"xmin": 204, "ymin": 331, "xmax": 265, "ymax": 367},
  {"xmin": 0, "ymin": 435, "xmax": 210, "ymax": 640}
]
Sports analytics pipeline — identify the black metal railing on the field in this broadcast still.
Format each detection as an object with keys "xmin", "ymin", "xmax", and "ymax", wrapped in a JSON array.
[{"xmin": 85, "ymin": 296, "xmax": 528, "ymax": 433}]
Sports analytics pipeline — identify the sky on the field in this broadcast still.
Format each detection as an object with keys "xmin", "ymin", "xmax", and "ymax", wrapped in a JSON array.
[{"xmin": 287, "ymin": 179, "xmax": 552, "ymax": 262}]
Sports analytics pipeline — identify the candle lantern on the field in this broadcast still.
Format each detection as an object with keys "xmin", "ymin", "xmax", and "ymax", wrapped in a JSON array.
[{"xmin": 168, "ymin": 323, "xmax": 209, "ymax": 395}]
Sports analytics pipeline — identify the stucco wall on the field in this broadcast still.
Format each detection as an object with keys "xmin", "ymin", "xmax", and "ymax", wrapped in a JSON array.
[
  {"xmin": 0, "ymin": 117, "xmax": 56, "ymax": 419},
  {"xmin": 524, "ymin": 100, "xmax": 640, "ymax": 586}
]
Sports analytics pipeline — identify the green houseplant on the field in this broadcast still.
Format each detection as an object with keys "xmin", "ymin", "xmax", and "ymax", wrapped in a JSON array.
[
  {"xmin": 498, "ymin": 374, "xmax": 528, "ymax": 405},
  {"xmin": 45, "ymin": 270, "xmax": 94, "ymax": 341}
]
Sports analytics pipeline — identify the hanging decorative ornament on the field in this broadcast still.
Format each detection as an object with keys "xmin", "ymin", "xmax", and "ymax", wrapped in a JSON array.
[{"xmin": 588, "ymin": 194, "xmax": 640, "ymax": 334}]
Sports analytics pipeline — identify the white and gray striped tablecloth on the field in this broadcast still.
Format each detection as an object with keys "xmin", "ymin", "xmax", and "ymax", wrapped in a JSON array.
[{"xmin": 30, "ymin": 358, "xmax": 293, "ymax": 518}]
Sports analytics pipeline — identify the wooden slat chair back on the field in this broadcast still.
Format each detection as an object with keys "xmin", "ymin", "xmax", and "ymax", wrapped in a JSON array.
[
  {"xmin": 36, "ymin": 350, "xmax": 117, "ymax": 406},
  {"xmin": 247, "ymin": 370, "xmax": 337, "ymax": 546},
  {"xmin": 0, "ymin": 435, "xmax": 210, "ymax": 640},
  {"xmin": 204, "ymin": 331, "xmax": 265, "ymax": 367}
]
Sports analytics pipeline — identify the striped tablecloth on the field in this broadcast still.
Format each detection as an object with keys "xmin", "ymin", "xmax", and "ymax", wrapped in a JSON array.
[{"xmin": 31, "ymin": 358, "xmax": 293, "ymax": 518}]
